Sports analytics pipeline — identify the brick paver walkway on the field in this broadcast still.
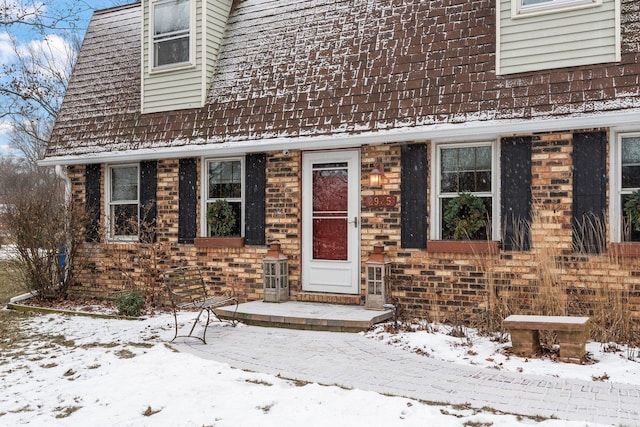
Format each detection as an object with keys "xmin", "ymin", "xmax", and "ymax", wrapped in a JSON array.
[{"xmin": 177, "ymin": 325, "xmax": 640, "ymax": 426}]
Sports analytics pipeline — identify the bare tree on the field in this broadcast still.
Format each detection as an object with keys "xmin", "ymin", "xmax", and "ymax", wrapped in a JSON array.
[{"xmin": 1, "ymin": 1, "xmax": 128, "ymax": 164}]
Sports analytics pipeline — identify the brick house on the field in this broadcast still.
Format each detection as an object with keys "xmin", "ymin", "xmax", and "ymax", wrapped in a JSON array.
[{"xmin": 42, "ymin": 0, "xmax": 640, "ymax": 323}]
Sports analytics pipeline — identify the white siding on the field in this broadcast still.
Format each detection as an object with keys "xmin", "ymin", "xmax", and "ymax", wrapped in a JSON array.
[
  {"xmin": 142, "ymin": 0, "xmax": 232, "ymax": 114},
  {"xmin": 497, "ymin": 0, "xmax": 620, "ymax": 75}
]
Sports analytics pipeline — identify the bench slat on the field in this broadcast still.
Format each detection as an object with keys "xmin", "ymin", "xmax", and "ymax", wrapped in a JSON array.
[{"xmin": 503, "ymin": 315, "xmax": 589, "ymax": 331}]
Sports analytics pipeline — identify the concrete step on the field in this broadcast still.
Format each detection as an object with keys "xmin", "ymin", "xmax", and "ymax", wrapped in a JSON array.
[{"xmin": 215, "ymin": 300, "xmax": 393, "ymax": 332}]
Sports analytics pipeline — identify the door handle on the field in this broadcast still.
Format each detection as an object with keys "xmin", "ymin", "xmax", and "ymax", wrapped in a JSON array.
[{"xmin": 351, "ymin": 216, "xmax": 358, "ymax": 228}]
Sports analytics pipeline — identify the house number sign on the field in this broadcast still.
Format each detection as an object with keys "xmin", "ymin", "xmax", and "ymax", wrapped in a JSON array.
[{"xmin": 363, "ymin": 195, "xmax": 397, "ymax": 208}]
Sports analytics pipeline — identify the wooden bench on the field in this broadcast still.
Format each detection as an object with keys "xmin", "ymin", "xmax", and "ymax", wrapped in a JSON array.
[
  {"xmin": 162, "ymin": 266, "xmax": 238, "ymax": 344},
  {"xmin": 503, "ymin": 315, "xmax": 590, "ymax": 362}
]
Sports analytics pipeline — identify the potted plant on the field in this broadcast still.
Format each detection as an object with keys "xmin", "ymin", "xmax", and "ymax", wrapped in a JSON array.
[
  {"xmin": 443, "ymin": 192, "xmax": 488, "ymax": 240},
  {"xmin": 195, "ymin": 199, "xmax": 244, "ymax": 248}
]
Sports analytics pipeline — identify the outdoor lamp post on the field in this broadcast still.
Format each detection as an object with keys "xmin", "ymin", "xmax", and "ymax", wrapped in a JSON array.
[
  {"xmin": 262, "ymin": 241, "xmax": 289, "ymax": 303},
  {"xmin": 365, "ymin": 242, "xmax": 391, "ymax": 310}
]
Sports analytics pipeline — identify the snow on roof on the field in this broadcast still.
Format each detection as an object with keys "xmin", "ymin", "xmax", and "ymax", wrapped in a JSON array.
[{"xmin": 46, "ymin": 0, "xmax": 640, "ymax": 159}]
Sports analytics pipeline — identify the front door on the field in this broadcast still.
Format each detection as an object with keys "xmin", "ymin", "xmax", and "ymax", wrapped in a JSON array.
[{"xmin": 302, "ymin": 150, "xmax": 360, "ymax": 294}]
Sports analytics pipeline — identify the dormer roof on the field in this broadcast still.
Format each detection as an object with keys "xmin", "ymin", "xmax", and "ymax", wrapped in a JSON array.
[{"xmin": 44, "ymin": 0, "xmax": 640, "ymax": 164}]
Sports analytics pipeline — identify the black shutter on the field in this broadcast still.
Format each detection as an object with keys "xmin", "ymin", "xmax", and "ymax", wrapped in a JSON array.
[
  {"xmin": 501, "ymin": 137, "xmax": 532, "ymax": 251},
  {"xmin": 401, "ymin": 143, "xmax": 428, "ymax": 249},
  {"xmin": 572, "ymin": 131, "xmax": 607, "ymax": 253},
  {"xmin": 85, "ymin": 163, "xmax": 101, "ymax": 242},
  {"xmin": 178, "ymin": 158, "xmax": 197, "ymax": 244},
  {"xmin": 245, "ymin": 153, "xmax": 266, "ymax": 246},
  {"xmin": 140, "ymin": 161, "xmax": 157, "ymax": 242}
]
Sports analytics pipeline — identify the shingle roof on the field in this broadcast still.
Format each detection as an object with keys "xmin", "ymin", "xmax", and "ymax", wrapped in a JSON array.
[{"xmin": 46, "ymin": 0, "xmax": 640, "ymax": 159}]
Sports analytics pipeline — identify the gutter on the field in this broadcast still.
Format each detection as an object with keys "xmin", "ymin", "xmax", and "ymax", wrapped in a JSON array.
[{"xmin": 39, "ymin": 108, "xmax": 640, "ymax": 166}]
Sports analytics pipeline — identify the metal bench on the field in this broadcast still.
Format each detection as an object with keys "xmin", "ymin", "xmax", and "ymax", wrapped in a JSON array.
[
  {"xmin": 503, "ymin": 315, "xmax": 590, "ymax": 362},
  {"xmin": 162, "ymin": 266, "xmax": 238, "ymax": 344}
]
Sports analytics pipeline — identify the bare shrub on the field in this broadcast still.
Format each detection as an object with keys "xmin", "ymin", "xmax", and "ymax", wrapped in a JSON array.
[
  {"xmin": 0, "ymin": 166, "xmax": 86, "ymax": 298},
  {"xmin": 100, "ymin": 203, "xmax": 170, "ymax": 308}
]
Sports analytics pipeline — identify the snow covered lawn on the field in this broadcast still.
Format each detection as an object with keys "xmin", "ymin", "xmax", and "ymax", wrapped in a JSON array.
[
  {"xmin": 0, "ymin": 310, "xmax": 624, "ymax": 426},
  {"xmin": 366, "ymin": 321, "xmax": 640, "ymax": 386}
]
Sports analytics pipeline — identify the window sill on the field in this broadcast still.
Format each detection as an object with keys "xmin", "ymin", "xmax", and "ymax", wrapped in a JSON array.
[
  {"xmin": 194, "ymin": 237, "xmax": 245, "ymax": 248},
  {"xmin": 610, "ymin": 242, "xmax": 640, "ymax": 257},
  {"xmin": 427, "ymin": 240, "xmax": 499, "ymax": 255}
]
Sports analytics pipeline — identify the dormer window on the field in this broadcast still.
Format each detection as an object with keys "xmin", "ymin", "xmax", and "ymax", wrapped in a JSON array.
[
  {"xmin": 513, "ymin": 0, "xmax": 601, "ymax": 17},
  {"xmin": 152, "ymin": 0, "xmax": 192, "ymax": 68}
]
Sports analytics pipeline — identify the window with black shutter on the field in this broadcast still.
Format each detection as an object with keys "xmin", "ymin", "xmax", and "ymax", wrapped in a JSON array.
[
  {"xmin": 401, "ymin": 143, "xmax": 428, "ymax": 249},
  {"xmin": 501, "ymin": 137, "xmax": 532, "ymax": 251},
  {"xmin": 85, "ymin": 164, "xmax": 101, "ymax": 242},
  {"xmin": 572, "ymin": 131, "xmax": 606, "ymax": 253},
  {"xmin": 178, "ymin": 158, "xmax": 197, "ymax": 244},
  {"xmin": 245, "ymin": 153, "xmax": 266, "ymax": 246}
]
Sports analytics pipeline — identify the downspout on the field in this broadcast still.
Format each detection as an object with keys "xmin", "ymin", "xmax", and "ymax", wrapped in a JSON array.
[
  {"xmin": 55, "ymin": 164, "xmax": 72, "ymax": 203},
  {"xmin": 55, "ymin": 165, "xmax": 72, "ymax": 286}
]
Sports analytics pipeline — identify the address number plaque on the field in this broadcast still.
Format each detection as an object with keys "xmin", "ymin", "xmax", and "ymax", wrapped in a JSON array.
[{"xmin": 363, "ymin": 195, "xmax": 397, "ymax": 208}]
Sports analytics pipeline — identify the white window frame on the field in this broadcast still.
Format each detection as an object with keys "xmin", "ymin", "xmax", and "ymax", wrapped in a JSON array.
[
  {"xmin": 611, "ymin": 132, "xmax": 640, "ymax": 243},
  {"xmin": 512, "ymin": 0, "xmax": 602, "ymax": 18},
  {"xmin": 430, "ymin": 141, "xmax": 500, "ymax": 241},
  {"xmin": 106, "ymin": 164, "xmax": 140, "ymax": 242},
  {"xmin": 150, "ymin": 0, "xmax": 195, "ymax": 71},
  {"xmin": 200, "ymin": 157, "xmax": 245, "ymax": 238}
]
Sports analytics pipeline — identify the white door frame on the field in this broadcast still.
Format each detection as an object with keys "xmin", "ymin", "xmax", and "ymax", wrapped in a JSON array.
[{"xmin": 301, "ymin": 150, "xmax": 360, "ymax": 294}]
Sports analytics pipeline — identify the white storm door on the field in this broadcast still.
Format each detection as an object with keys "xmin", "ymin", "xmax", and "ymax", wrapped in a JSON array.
[{"xmin": 302, "ymin": 150, "xmax": 360, "ymax": 294}]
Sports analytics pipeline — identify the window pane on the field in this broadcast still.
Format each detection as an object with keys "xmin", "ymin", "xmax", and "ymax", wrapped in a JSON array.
[
  {"xmin": 112, "ymin": 204, "xmax": 138, "ymax": 236},
  {"xmin": 155, "ymin": 37, "xmax": 189, "ymax": 67},
  {"xmin": 441, "ymin": 171, "xmax": 457, "ymax": 193},
  {"xmin": 153, "ymin": 0, "xmax": 190, "ymax": 67},
  {"xmin": 458, "ymin": 148, "xmax": 475, "ymax": 170},
  {"xmin": 111, "ymin": 167, "xmax": 138, "ymax": 201},
  {"xmin": 441, "ymin": 149, "xmax": 456, "ymax": 173},
  {"xmin": 621, "ymin": 194, "xmax": 640, "ymax": 242},
  {"xmin": 622, "ymin": 165, "xmax": 640, "ymax": 188},
  {"xmin": 441, "ymin": 197, "xmax": 491, "ymax": 240},
  {"xmin": 622, "ymin": 137, "xmax": 640, "ymax": 189},
  {"xmin": 154, "ymin": 0, "xmax": 189, "ymax": 35},
  {"xmin": 458, "ymin": 172, "xmax": 475, "ymax": 192},
  {"xmin": 476, "ymin": 146, "xmax": 492, "ymax": 169},
  {"xmin": 206, "ymin": 200, "xmax": 241, "ymax": 236},
  {"xmin": 440, "ymin": 146, "xmax": 492, "ymax": 193},
  {"xmin": 208, "ymin": 160, "xmax": 242, "ymax": 199},
  {"xmin": 523, "ymin": 0, "xmax": 551, "ymax": 4}
]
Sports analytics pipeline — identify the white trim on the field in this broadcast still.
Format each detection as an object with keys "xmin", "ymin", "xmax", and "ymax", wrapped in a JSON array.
[
  {"xmin": 40, "ymin": 109, "xmax": 640, "ymax": 167},
  {"xmin": 105, "ymin": 163, "xmax": 140, "ymax": 242},
  {"xmin": 200, "ymin": 156, "xmax": 245, "ymax": 238},
  {"xmin": 301, "ymin": 150, "xmax": 360, "ymax": 294},
  {"xmin": 495, "ymin": 0, "xmax": 502, "ymax": 76},
  {"xmin": 149, "ymin": 0, "xmax": 195, "ymax": 71},
  {"xmin": 430, "ymin": 141, "xmax": 499, "ymax": 241},
  {"xmin": 614, "ymin": 0, "xmax": 621, "ymax": 62},
  {"xmin": 200, "ymin": 0, "xmax": 208, "ymax": 107},
  {"xmin": 611, "ymin": 131, "xmax": 640, "ymax": 242},
  {"xmin": 140, "ymin": 0, "xmax": 145, "ymax": 114},
  {"xmin": 511, "ymin": 0, "xmax": 602, "ymax": 18}
]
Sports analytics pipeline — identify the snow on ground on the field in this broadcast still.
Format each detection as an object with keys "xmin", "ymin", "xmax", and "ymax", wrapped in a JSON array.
[
  {"xmin": 0, "ymin": 310, "xmax": 620, "ymax": 426},
  {"xmin": 0, "ymin": 244, "xmax": 16, "ymax": 259},
  {"xmin": 366, "ymin": 321, "xmax": 640, "ymax": 386}
]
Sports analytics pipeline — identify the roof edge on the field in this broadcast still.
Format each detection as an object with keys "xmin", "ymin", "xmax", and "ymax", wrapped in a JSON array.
[
  {"xmin": 94, "ymin": 1, "xmax": 140, "ymax": 16},
  {"xmin": 40, "ymin": 109, "xmax": 640, "ymax": 166}
]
